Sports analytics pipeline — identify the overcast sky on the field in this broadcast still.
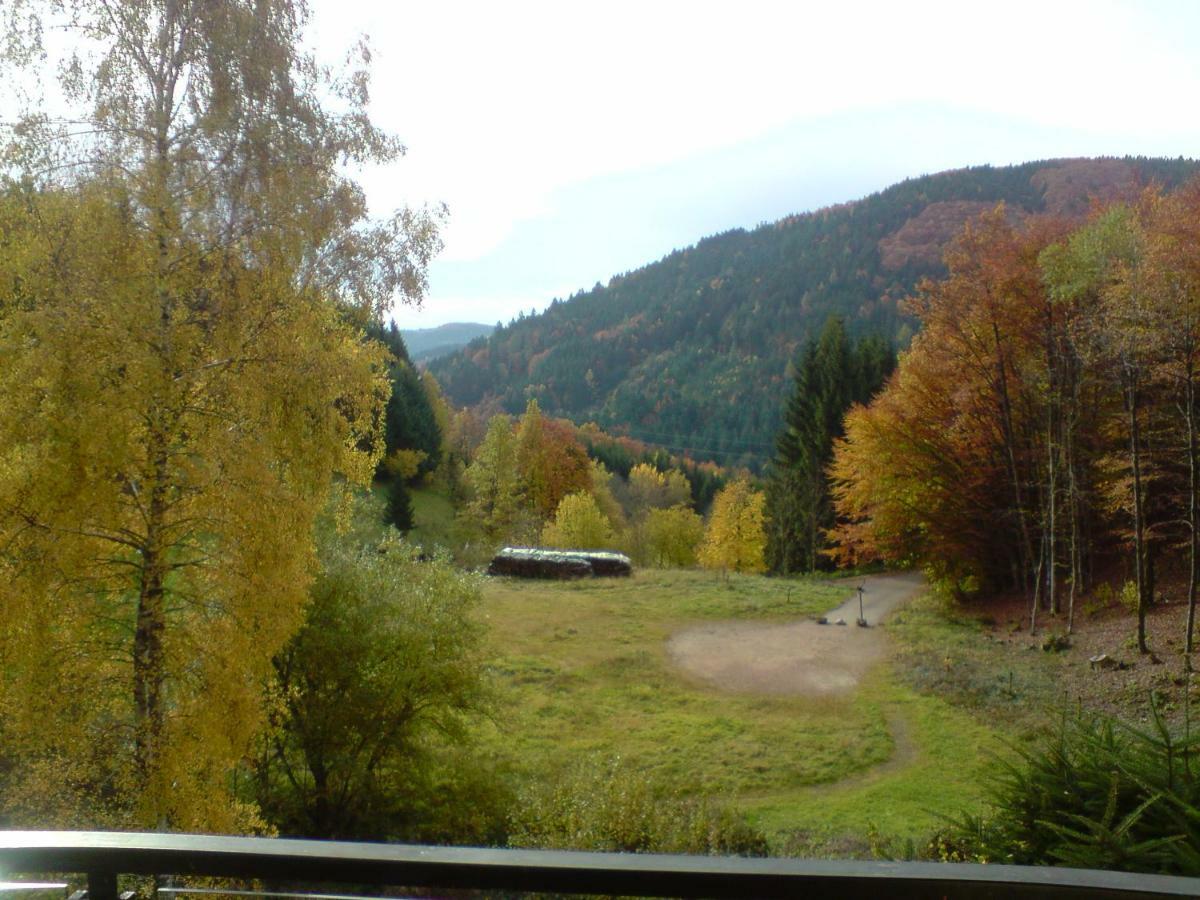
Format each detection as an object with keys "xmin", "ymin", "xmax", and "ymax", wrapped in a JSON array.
[{"xmin": 305, "ymin": 0, "xmax": 1200, "ymax": 329}]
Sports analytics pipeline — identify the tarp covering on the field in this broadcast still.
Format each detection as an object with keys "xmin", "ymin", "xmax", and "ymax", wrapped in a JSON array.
[{"xmin": 487, "ymin": 547, "xmax": 633, "ymax": 579}]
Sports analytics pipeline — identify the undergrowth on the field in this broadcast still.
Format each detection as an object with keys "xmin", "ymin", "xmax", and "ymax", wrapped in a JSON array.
[{"xmin": 936, "ymin": 697, "xmax": 1200, "ymax": 874}]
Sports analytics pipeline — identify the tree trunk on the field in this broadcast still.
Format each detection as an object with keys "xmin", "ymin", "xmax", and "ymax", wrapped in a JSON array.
[
  {"xmin": 1066, "ymin": 416, "xmax": 1080, "ymax": 636},
  {"xmin": 1046, "ymin": 309, "xmax": 1059, "ymax": 615},
  {"xmin": 1188, "ymin": 364, "xmax": 1198, "ymax": 653},
  {"xmin": 992, "ymin": 322, "xmax": 1035, "ymax": 595},
  {"xmin": 133, "ymin": 432, "xmax": 171, "ymax": 828},
  {"xmin": 135, "ymin": 27, "xmax": 180, "ymax": 825},
  {"xmin": 1030, "ymin": 525, "xmax": 1046, "ymax": 632},
  {"xmin": 1127, "ymin": 365, "xmax": 1149, "ymax": 654}
]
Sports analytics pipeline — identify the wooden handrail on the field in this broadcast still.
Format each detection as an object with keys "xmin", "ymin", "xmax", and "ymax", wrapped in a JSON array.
[{"xmin": 0, "ymin": 831, "xmax": 1197, "ymax": 899}]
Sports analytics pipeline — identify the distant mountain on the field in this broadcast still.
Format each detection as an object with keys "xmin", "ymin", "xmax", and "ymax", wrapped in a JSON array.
[
  {"xmin": 399, "ymin": 322, "xmax": 494, "ymax": 363},
  {"xmin": 430, "ymin": 158, "xmax": 1200, "ymax": 469}
]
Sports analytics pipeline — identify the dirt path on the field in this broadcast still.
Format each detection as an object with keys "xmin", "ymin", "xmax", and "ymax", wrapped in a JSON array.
[
  {"xmin": 666, "ymin": 572, "xmax": 925, "ymax": 696},
  {"xmin": 804, "ymin": 709, "xmax": 919, "ymax": 797}
]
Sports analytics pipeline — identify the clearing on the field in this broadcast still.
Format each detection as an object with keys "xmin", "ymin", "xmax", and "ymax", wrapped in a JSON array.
[
  {"xmin": 668, "ymin": 572, "xmax": 924, "ymax": 695},
  {"xmin": 477, "ymin": 568, "xmax": 1002, "ymax": 851}
]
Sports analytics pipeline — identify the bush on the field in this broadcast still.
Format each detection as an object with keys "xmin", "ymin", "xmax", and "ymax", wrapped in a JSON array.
[
  {"xmin": 1119, "ymin": 580, "xmax": 1140, "ymax": 615},
  {"xmin": 252, "ymin": 524, "xmax": 494, "ymax": 841},
  {"xmin": 940, "ymin": 701, "xmax": 1200, "ymax": 874}
]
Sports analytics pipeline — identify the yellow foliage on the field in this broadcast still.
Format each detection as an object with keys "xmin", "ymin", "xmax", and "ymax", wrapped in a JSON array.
[
  {"xmin": 542, "ymin": 492, "xmax": 616, "ymax": 549},
  {"xmin": 385, "ymin": 449, "xmax": 429, "ymax": 481},
  {"xmin": 0, "ymin": 186, "xmax": 386, "ymax": 830},
  {"xmin": 642, "ymin": 505, "xmax": 704, "ymax": 568},
  {"xmin": 626, "ymin": 463, "xmax": 691, "ymax": 521},
  {"xmin": 698, "ymin": 480, "xmax": 767, "ymax": 574}
]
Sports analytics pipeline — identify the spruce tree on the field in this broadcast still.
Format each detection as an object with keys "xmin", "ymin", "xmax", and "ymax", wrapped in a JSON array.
[
  {"xmin": 385, "ymin": 476, "xmax": 416, "ymax": 534},
  {"xmin": 765, "ymin": 318, "xmax": 895, "ymax": 573},
  {"xmin": 370, "ymin": 322, "xmax": 443, "ymax": 479}
]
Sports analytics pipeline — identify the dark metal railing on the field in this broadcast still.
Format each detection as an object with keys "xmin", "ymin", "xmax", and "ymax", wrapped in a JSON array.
[{"xmin": 0, "ymin": 831, "xmax": 1198, "ymax": 900}]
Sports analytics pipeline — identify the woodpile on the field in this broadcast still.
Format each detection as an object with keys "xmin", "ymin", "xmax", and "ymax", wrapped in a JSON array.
[{"xmin": 487, "ymin": 547, "xmax": 633, "ymax": 579}]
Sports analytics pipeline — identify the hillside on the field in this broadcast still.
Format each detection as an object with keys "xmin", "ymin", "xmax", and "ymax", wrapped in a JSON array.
[
  {"xmin": 400, "ymin": 322, "xmax": 493, "ymax": 363},
  {"xmin": 429, "ymin": 158, "xmax": 1200, "ymax": 469}
]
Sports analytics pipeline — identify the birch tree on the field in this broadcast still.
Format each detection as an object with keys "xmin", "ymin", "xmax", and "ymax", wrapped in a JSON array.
[{"xmin": 0, "ymin": 0, "xmax": 439, "ymax": 829}]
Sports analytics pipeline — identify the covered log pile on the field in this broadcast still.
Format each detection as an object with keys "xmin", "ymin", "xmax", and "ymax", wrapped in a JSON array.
[{"xmin": 487, "ymin": 547, "xmax": 633, "ymax": 579}]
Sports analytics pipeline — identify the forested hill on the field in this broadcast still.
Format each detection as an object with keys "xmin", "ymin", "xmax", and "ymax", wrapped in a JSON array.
[
  {"xmin": 400, "ymin": 322, "xmax": 493, "ymax": 363},
  {"xmin": 430, "ymin": 158, "xmax": 1200, "ymax": 469}
]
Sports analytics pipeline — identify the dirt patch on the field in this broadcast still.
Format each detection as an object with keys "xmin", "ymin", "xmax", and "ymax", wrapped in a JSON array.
[{"xmin": 667, "ymin": 573, "xmax": 925, "ymax": 696}]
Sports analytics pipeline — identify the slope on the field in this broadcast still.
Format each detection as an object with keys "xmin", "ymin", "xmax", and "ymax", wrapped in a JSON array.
[
  {"xmin": 430, "ymin": 158, "xmax": 1199, "ymax": 469},
  {"xmin": 400, "ymin": 322, "xmax": 494, "ymax": 363}
]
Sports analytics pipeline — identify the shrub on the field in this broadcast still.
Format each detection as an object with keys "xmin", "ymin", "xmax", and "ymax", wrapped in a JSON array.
[{"xmin": 940, "ymin": 701, "xmax": 1200, "ymax": 874}]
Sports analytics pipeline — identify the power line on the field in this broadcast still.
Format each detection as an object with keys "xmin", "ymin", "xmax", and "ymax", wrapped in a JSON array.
[{"xmin": 614, "ymin": 426, "xmax": 777, "ymax": 452}]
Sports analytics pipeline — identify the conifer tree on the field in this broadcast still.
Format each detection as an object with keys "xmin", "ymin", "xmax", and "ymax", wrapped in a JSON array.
[
  {"xmin": 371, "ymin": 322, "xmax": 443, "ymax": 481},
  {"xmin": 385, "ymin": 477, "xmax": 416, "ymax": 533},
  {"xmin": 765, "ymin": 318, "xmax": 895, "ymax": 573}
]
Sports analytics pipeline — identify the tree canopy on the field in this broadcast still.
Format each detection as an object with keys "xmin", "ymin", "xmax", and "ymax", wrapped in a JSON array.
[
  {"xmin": 0, "ymin": 0, "xmax": 439, "ymax": 829},
  {"xmin": 830, "ymin": 184, "xmax": 1200, "ymax": 652}
]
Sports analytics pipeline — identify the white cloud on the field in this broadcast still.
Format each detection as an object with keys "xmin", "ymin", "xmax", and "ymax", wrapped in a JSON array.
[{"xmin": 314, "ymin": 0, "xmax": 1200, "ymax": 245}]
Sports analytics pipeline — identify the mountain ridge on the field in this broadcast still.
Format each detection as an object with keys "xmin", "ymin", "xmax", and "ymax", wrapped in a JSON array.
[
  {"xmin": 399, "ymin": 322, "xmax": 494, "ymax": 363},
  {"xmin": 430, "ymin": 157, "xmax": 1200, "ymax": 468}
]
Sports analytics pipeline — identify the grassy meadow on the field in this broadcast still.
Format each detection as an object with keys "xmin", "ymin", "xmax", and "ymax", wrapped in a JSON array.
[
  {"xmin": 475, "ymin": 568, "xmax": 1006, "ymax": 851},
  {"xmin": 406, "ymin": 484, "xmax": 1017, "ymax": 851}
]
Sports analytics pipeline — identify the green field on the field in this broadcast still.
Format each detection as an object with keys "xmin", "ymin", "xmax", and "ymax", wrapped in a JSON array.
[{"xmin": 476, "ymin": 569, "xmax": 1006, "ymax": 852}]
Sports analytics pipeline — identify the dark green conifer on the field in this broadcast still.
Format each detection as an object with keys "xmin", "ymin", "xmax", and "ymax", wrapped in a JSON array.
[
  {"xmin": 765, "ymin": 318, "xmax": 895, "ymax": 572},
  {"xmin": 384, "ymin": 476, "xmax": 415, "ymax": 533}
]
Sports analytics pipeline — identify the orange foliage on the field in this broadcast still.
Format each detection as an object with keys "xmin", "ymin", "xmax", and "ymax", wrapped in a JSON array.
[
  {"xmin": 830, "ymin": 207, "xmax": 1071, "ymax": 585},
  {"xmin": 516, "ymin": 401, "xmax": 592, "ymax": 519}
]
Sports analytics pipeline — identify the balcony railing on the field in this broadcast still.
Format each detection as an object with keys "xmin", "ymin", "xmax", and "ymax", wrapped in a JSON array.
[{"xmin": 0, "ymin": 831, "xmax": 1198, "ymax": 899}]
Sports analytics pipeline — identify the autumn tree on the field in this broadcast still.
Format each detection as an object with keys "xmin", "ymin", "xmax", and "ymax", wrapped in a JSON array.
[
  {"xmin": 462, "ymin": 415, "xmax": 521, "ymax": 542},
  {"xmin": 588, "ymin": 461, "xmax": 628, "ymax": 532},
  {"xmin": 515, "ymin": 400, "xmax": 592, "ymax": 520},
  {"xmin": 830, "ymin": 208, "xmax": 1070, "ymax": 597},
  {"xmin": 622, "ymin": 462, "xmax": 692, "ymax": 522},
  {"xmin": 642, "ymin": 505, "xmax": 704, "ymax": 568},
  {"xmin": 1042, "ymin": 206, "xmax": 1162, "ymax": 650},
  {"xmin": 1143, "ymin": 184, "xmax": 1200, "ymax": 650},
  {"xmin": 541, "ymin": 492, "xmax": 616, "ymax": 549},
  {"xmin": 698, "ymin": 480, "xmax": 767, "ymax": 575},
  {"xmin": 443, "ymin": 407, "xmax": 487, "ymax": 506},
  {"xmin": 0, "ymin": 0, "xmax": 439, "ymax": 829}
]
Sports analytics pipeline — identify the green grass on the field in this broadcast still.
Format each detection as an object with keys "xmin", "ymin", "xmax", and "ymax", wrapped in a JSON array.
[
  {"xmin": 746, "ymin": 669, "xmax": 1001, "ymax": 846},
  {"xmin": 477, "ymin": 569, "xmax": 1011, "ymax": 851},
  {"xmin": 886, "ymin": 589, "xmax": 1065, "ymax": 732},
  {"xmin": 408, "ymin": 485, "xmax": 459, "ymax": 548}
]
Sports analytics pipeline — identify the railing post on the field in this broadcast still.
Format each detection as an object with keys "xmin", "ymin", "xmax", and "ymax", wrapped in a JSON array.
[{"xmin": 86, "ymin": 871, "xmax": 117, "ymax": 900}]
